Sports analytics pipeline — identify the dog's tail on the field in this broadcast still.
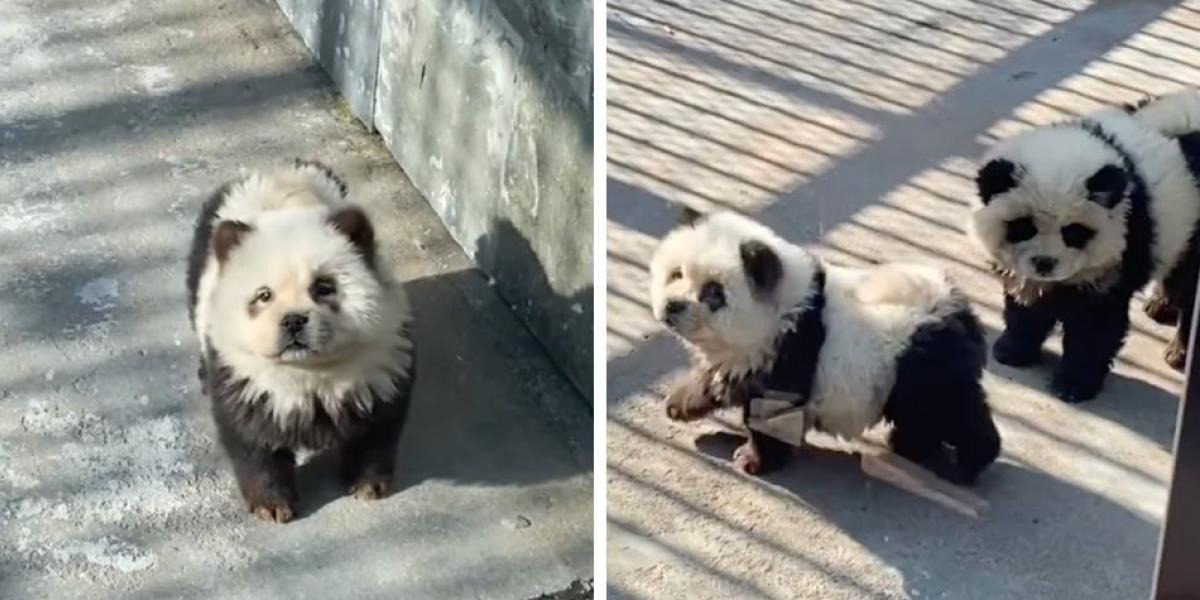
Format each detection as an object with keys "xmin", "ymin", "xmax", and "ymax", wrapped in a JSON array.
[{"xmin": 1129, "ymin": 88, "xmax": 1200, "ymax": 137}]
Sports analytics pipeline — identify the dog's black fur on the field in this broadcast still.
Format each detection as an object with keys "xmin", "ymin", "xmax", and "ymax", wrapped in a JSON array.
[
  {"xmin": 186, "ymin": 163, "xmax": 412, "ymax": 522},
  {"xmin": 203, "ymin": 349, "xmax": 411, "ymax": 521},
  {"xmin": 883, "ymin": 295, "xmax": 1000, "ymax": 484}
]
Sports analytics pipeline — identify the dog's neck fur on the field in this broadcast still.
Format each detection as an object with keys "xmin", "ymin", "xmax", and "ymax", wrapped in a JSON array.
[
  {"xmin": 996, "ymin": 263, "xmax": 1121, "ymax": 304},
  {"xmin": 689, "ymin": 265, "xmax": 828, "ymax": 400},
  {"xmin": 212, "ymin": 307, "xmax": 413, "ymax": 427},
  {"xmin": 762, "ymin": 266, "xmax": 827, "ymax": 404}
]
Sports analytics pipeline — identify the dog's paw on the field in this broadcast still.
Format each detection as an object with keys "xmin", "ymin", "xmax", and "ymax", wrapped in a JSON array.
[
  {"xmin": 349, "ymin": 479, "xmax": 389, "ymax": 501},
  {"xmin": 664, "ymin": 381, "xmax": 711, "ymax": 422},
  {"xmin": 249, "ymin": 500, "xmax": 295, "ymax": 523},
  {"xmin": 1165, "ymin": 340, "xmax": 1188, "ymax": 371},
  {"xmin": 1050, "ymin": 369, "xmax": 1103, "ymax": 403},
  {"xmin": 992, "ymin": 332, "xmax": 1042, "ymax": 367},
  {"xmin": 1143, "ymin": 294, "xmax": 1179, "ymax": 325},
  {"xmin": 732, "ymin": 442, "xmax": 761, "ymax": 475}
]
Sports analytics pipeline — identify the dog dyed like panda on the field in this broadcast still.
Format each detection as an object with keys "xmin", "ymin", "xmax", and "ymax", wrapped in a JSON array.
[
  {"xmin": 969, "ymin": 92, "xmax": 1200, "ymax": 402},
  {"xmin": 650, "ymin": 210, "xmax": 1000, "ymax": 485},
  {"xmin": 186, "ymin": 160, "xmax": 414, "ymax": 523},
  {"xmin": 1127, "ymin": 91, "xmax": 1200, "ymax": 329}
]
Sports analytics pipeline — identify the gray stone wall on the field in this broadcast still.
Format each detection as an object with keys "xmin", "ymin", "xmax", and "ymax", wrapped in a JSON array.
[
  {"xmin": 273, "ymin": 0, "xmax": 594, "ymax": 400},
  {"xmin": 273, "ymin": 0, "xmax": 383, "ymax": 125}
]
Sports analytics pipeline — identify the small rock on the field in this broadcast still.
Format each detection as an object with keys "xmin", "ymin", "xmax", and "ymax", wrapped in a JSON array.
[{"xmin": 502, "ymin": 515, "xmax": 532, "ymax": 530}]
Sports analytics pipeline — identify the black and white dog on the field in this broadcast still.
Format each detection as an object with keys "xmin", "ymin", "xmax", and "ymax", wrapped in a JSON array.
[
  {"xmin": 651, "ymin": 210, "xmax": 1000, "ymax": 484},
  {"xmin": 186, "ymin": 160, "xmax": 414, "ymax": 522},
  {"xmin": 969, "ymin": 91, "xmax": 1200, "ymax": 401}
]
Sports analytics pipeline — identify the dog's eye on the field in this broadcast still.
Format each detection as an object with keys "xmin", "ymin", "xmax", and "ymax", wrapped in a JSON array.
[
  {"xmin": 667, "ymin": 268, "xmax": 682, "ymax": 282},
  {"xmin": 1061, "ymin": 223, "xmax": 1095, "ymax": 249},
  {"xmin": 311, "ymin": 278, "xmax": 337, "ymax": 298},
  {"xmin": 1005, "ymin": 217, "xmax": 1037, "ymax": 243},
  {"xmin": 699, "ymin": 281, "xmax": 726, "ymax": 311},
  {"xmin": 253, "ymin": 287, "xmax": 273, "ymax": 304}
]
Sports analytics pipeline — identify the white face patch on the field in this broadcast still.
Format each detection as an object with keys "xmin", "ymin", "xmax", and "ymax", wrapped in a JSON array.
[
  {"xmin": 969, "ymin": 124, "xmax": 1130, "ymax": 284},
  {"xmin": 649, "ymin": 212, "xmax": 817, "ymax": 369},
  {"xmin": 210, "ymin": 209, "xmax": 383, "ymax": 367}
]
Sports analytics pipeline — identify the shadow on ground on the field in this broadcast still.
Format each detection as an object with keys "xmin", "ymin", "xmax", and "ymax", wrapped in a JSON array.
[
  {"xmin": 473, "ymin": 219, "xmax": 595, "ymax": 400},
  {"xmin": 689, "ymin": 432, "xmax": 1158, "ymax": 599}
]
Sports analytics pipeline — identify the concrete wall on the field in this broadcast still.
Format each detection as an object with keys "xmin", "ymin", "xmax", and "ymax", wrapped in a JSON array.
[
  {"xmin": 273, "ymin": 0, "xmax": 594, "ymax": 401},
  {"xmin": 274, "ymin": 0, "xmax": 382, "ymax": 125}
]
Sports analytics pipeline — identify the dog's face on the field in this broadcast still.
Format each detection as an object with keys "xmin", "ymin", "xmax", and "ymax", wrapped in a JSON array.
[
  {"xmin": 210, "ymin": 207, "xmax": 381, "ymax": 365},
  {"xmin": 649, "ymin": 212, "xmax": 788, "ymax": 354},
  {"xmin": 969, "ymin": 125, "xmax": 1128, "ymax": 283}
]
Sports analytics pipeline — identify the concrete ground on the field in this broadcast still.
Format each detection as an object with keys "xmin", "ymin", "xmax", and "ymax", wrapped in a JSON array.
[
  {"xmin": 0, "ymin": 0, "xmax": 592, "ymax": 598},
  {"xmin": 607, "ymin": 1, "xmax": 1198, "ymax": 598}
]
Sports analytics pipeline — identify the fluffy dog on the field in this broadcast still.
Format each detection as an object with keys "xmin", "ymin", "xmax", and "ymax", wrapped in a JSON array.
[
  {"xmin": 969, "ymin": 94, "xmax": 1200, "ymax": 401},
  {"xmin": 651, "ymin": 210, "xmax": 1000, "ymax": 484},
  {"xmin": 186, "ymin": 160, "xmax": 414, "ymax": 522},
  {"xmin": 1128, "ymin": 91, "xmax": 1200, "ymax": 333}
]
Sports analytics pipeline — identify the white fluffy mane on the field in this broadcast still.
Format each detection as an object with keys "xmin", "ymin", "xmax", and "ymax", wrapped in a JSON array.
[{"xmin": 193, "ymin": 164, "xmax": 413, "ymax": 425}]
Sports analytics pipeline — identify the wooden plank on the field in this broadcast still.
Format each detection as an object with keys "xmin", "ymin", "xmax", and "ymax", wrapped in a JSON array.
[{"xmin": 860, "ymin": 447, "xmax": 989, "ymax": 519}]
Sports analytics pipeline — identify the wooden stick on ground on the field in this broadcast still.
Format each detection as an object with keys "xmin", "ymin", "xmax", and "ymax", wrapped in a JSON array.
[{"xmin": 859, "ymin": 447, "xmax": 989, "ymax": 518}]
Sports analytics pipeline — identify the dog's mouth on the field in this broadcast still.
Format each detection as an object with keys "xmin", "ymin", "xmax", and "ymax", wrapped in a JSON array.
[
  {"xmin": 277, "ymin": 339, "xmax": 317, "ymax": 362},
  {"xmin": 1017, "ymin": 267, "xmax": 1074, "ymax": 283}
]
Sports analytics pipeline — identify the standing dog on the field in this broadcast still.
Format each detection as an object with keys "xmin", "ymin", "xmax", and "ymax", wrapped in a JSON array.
[
  {"xmin": 969, "ymin": 96, "xmax": 1200, "ymax": 401},
  {"xmin": 187, "ymin": 160, "xmax": 414, "ymax": 522}
]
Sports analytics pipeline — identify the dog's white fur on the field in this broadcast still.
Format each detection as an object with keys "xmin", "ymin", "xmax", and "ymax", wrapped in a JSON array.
[
  {"xmin": 968, "ymin": 105, "xmax": 1200, "ymax": 286},
  {"xmin": 193, "ymin": 164, "xmax": 412, "ymax": 425},
  {"xmin": 1132, "ymin": 88, "xmax": 1200, "ymax": 138},
  {"xmin": 651, "ymin": 212, "xmax": 959, "ymax": 438}
]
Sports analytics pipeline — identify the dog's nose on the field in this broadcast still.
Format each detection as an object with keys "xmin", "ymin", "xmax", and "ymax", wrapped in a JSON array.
[
  {"xmin": 281, "ymin": 313, "xmax": 309, "ymax": 334},
  {"xmin": 1032, "ymin": 256, "xmax": 1057, "ymax": 275},
  {"xmin": 664, "ymin": 301, "xmax": 688, "ymax": 321}
]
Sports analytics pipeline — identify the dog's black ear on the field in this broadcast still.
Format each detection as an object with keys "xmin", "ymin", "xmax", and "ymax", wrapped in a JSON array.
[
  {"xmin": 329, "ymin": 207, "xmax": 377, "ymax": 268},
  {"xmin": 677, "ymin": 204, "xmax": 704, "ymax": 226},
  {"xmin": 1085, "ymin": 164, "xmax": 1128, "ymax": 208},
  {"xmin": 212, "ymin": 221, "xmax": 252, "ymax": 264},
  {"xmin": 976, "ymin": 158, "xmax": 1019, "ymax": 205},
  {"xmin": 740, "ymin": 240, "xmax": 782, "ymax": 295}
]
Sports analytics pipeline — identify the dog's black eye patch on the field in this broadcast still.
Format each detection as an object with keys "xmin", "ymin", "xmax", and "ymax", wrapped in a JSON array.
[
  {"xmin": 310, "ymin": 277, "xmax": 337, "ymax": 300},
  {"xmin": 1061, "ymin": 223, "xmax": 1095, "ymax": 249},
  {"xmin": 699, "ymin": 281, "xmax": 726, "ymax": 312},
  {"xmin": 1005, "ymin": 216, "xmax": 1037, "ymax": 243}
]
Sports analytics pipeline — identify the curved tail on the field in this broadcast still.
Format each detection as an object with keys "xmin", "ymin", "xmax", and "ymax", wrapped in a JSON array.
[{"xmin": 1129, "ymin": 88, "xmax": 1200, "ymax": 137}]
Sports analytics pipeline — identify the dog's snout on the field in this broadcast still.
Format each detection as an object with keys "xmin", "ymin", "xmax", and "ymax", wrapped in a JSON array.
[
  {"xmin": 281, "ymin": 313, "xmax": 309, "ymax": 334},
  {"xmin": 1032, "ymin": 256, "xmax": 1057, "ymax": 275}
]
